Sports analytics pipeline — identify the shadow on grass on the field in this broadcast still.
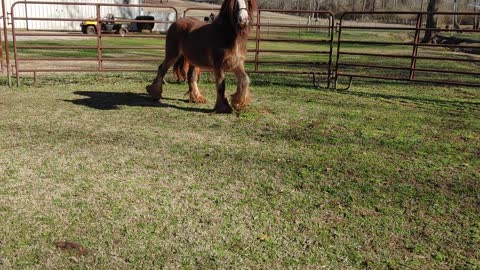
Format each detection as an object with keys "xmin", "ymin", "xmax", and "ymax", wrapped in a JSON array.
[
  {"xmin": 333, "ymin": 78, "xmax": 480, "ymax": 109},
  {"xmin": 249, "ymin": 74, "xmax": 329, "ymax": 89},
  {"xmin": 336, "ymin": 89, "xmax": 480, "ymax": 110},
  {"xmin": 65, "ymin": 91, "xmax": 213, "ymax": 113}
]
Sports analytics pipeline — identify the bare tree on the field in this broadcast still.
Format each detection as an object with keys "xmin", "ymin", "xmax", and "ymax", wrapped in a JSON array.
[
  {"xmin": 421, "ymin": 0, "xmax": 439, "ymax": 43},
  {"xmin": 256, "ymin": 0, "xmax": 448, "ymax": 16}
]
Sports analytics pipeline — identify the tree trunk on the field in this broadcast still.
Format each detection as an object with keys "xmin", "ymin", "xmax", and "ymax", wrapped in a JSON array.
[
  {"xmin": 475, "ymin": 2, "xmax": 480, "ymax": 30},
  {"xmin": 422, "ymin": 0, "xmax": 439, "ymax": 43},
  {"xmin": 476, "ymin": 14, "xmax": 480, "ymax": 30},
  {"xmin": 453, "ymin": 0, "xmax": 460, "ymax": 29}
]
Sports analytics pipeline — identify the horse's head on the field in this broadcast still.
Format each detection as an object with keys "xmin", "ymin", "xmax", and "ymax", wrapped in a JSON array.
[
  {"xmin": 218, "ymin": 0, "xmax": 256, "ymax": 31},
  {"xmin": 235, "ymin": 0, "xmax": 250, "ymax": 28}
]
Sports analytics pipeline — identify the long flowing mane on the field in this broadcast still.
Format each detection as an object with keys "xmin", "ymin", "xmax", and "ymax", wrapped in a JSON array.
[{"xmin": 214, "ymin": 0, "xmax": 257, "ymax": 36}]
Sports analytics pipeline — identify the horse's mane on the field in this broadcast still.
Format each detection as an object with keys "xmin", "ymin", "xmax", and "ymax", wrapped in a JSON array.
[
  {"xmin": 247, "ymin": 0, "xmax": 257, "ymax": 22},
  {"xmin": 214, "ymin": 0, "xmax": 257, "ymax": 37}
]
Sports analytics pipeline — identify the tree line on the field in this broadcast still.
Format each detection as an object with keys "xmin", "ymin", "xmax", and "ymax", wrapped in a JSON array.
[
  {"xmin": 255, "ymin": 0, "xmax": 477, "ymax": 14},
  {"xmin": 253, "ymin": 0, "xmax": 480, "ymax": 39},
  {"xmin": 209, "ymin": 0, "xmax": 479, "ymax": 34}
]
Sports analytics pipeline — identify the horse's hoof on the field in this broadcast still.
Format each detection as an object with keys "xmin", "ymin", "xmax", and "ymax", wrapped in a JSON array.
[
  {"xmin": 215, "ymin": 107, "xmax": 233, "ymax": 114},
  {"xmin": 231, "ymin": 94, "xmax": 250, "ymax": 111},
  {"xmin": 146, "ymin": 84, "xmax": 162, "ymax": 100},
  {"xmin": 232, "ymin": 102, "xmax": 248, "ymax": 111},
  {"xmin": 214, "ymin": 100, "xmax": 233, "ymax": 114},
  {"xmin": 190, "ymin": 94, "xmax": 207, "ymax": 104}
]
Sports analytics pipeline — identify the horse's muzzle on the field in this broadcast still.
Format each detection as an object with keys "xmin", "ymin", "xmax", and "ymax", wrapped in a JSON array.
[
  {"xmin": 237, "ymin": 8, "xmax": 249, "ymax": 29},
  {"xmin": 238, "ymin": 20, "xmax": 249, "ymax": 29}
]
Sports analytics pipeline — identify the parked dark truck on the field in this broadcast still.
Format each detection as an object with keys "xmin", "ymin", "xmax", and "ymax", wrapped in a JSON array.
[{"xmin": 132, "ymin": 16, "xmax": 155, "ymax": 32}]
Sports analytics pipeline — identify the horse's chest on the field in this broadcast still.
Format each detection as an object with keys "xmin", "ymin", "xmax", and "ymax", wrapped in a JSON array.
[{"xmin": 223, "ymin": 48, "xmax": 244, "ymax": 70}]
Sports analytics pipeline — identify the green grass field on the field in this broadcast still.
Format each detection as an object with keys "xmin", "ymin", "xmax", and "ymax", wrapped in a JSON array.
[
  {"xmin": 0, "ymin": 72, "xmax": 479, "ymax": 269},
  {"xmin": 1, "ymin": 23, "xmax": 480, "ymax": 269}
]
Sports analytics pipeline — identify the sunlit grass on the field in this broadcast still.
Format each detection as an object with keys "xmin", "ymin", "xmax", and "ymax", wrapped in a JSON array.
[{"xmin": 0, "ymin": 72, "xmax": 479, "ymax": 269}]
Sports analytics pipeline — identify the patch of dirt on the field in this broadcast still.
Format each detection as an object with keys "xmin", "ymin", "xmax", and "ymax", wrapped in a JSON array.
[{"xmin": 55, "ymin": 240, "xmax": 90, "ymax": 256}]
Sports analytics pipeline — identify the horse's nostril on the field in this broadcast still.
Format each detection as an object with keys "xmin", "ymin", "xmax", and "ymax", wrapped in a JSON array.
[{"xmin": 239, "ymin": 20, "xmax": 248, "ymax": 27}]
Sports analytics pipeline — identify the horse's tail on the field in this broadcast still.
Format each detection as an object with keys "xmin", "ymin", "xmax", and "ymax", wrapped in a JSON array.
[{"xmin": 173, "ymin": 56, "xmax": 189, "ymax": 83}]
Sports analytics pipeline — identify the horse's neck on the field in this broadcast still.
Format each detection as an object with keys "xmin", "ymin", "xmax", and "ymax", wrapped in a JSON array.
[
  {"xmin": 212, "ymin": 2, "xmax": 250, "ymax": 48},
  {"xmin": 213, "ymin": 17, "xmax": 250, "ymax": 38}
]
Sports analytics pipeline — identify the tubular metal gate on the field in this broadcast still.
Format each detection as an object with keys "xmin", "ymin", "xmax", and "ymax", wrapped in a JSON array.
[
  {"xmin": 335, "ymin": 11, "xmax": 480, "ymax": 89},
  {"xmin": 7, "ymin": 1, "xmax": 178, "ymax": 86},
  {"xmin": 4, "ymin": 3, "xmax": 335, "ymax": 87},
  {"xmin": 171, "ymin": 7, "xmax": 335, "ymax": 87},
  {"xmin": 252, "ymin": 9, "xmax": 334, "ymax": 88},
  {"xmin": 1, "ymin": 2, "xmax": 479, "ymax": 89}
]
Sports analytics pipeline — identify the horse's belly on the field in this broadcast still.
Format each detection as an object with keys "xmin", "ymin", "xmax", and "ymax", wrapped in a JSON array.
[
  {"xmin": 181, "ymin": 32, "xmax": 245, "ymax": 70},
  {"xmin": 181, "ymin": 43, "xmax": 212, "ymax": 69},
  {"xmin": 183, "ymin": 53, "xmax": 212, "ymax": 70},
  {"xmin": 184, "ymin": 55, "xmax": 242, "ymax": 71}
]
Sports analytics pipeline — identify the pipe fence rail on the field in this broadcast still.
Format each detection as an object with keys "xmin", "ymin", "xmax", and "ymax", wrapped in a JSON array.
[
  {"xmin": 183, "ymin": 8, "xmax": 335, "ymax": 88},
  {"xmin": 334, "ymin": 11, "xmax": 480, "ymax": 89},
  {"xmin": 7, "ymin": 1, "xmax": 178, "ymax": 86},
  {"xmin": 1, "ymin": 1, "xmax": 479, "ymax": 89}
]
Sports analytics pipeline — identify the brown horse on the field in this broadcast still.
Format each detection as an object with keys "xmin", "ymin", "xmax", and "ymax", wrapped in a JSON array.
[
  {"xmin": 173, "ymin": 12, "xmax": 217, "ymax": 83},
  {"xmin": 146, "ymin": 0, "xmax": 256, "ymax": 113}
]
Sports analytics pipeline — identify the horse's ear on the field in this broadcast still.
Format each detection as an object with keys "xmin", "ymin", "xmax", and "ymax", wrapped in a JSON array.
[{"xmin": 248, "ymin": 0, "xmax": 256, "ymax": 13}]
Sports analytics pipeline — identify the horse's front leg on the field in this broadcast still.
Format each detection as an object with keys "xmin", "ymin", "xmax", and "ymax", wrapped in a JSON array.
[
  {"xmin": 231, "ymin": 65, "xmax": 251, "ymax": 111},
  {"xmin": 187, "ymin": 65, "xmax": 207, "ymax": 104},
  {"xmin": 213, "ymin": 69, "xmax": 232, "ymax": 113}
]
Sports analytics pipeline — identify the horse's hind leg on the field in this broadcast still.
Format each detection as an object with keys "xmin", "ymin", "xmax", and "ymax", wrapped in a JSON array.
[
  {"xmin": 213, "ymin": 69, "xmax": 232, "ymax": 113},
  {"xmin": 146, "ymin": 57, "xmax": 178, "ymax": 101},
  {"xmin": 231, "ymin": 65, "xmax": 251, "ymax": 110},
  {"xmin": 187, "ymin": 64, "xmax": 207, "ymax": 104},
  {"xmin": 173, "ymin": 57, "xmax": 185, "ymax": 83}
]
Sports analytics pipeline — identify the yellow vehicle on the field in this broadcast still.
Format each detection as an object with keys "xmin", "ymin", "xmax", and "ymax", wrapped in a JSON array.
[{"xmin": 80, "ymin": 14, "xmax": 129, "ymax": 35}]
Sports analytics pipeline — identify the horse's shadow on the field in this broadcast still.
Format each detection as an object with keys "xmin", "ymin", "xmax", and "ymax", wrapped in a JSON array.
[{"xmin": 65, "ymin": 91, "xmax": 213, "ymax": 113}]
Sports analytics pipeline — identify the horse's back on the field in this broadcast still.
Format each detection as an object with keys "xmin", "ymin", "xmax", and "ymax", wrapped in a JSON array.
[
  {"xmin": 165, "ymin": 17, "xmax": 243, "ymax": 69},
  {"xmin": 168, "ymin": 17, "xmax": 204, "ymax": 36}
]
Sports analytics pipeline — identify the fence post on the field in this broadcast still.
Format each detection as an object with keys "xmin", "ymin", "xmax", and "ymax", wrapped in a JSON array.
[
  {"xmin": 0, "ymin": 14, "xmax": 3, "ymax": 73},
  {"xmin": 334, "ymin": 13, "xmax": 345, "ymax": 88},
  {"xmin": 409, "ymin": 13, "xmax": 423, "ymax": 80},
  {"xmin": 11, "ymin": 3, "xmax": 19, "ymax": 86},
  {"xmin": 326, "ymin": 12, "xmax": 335, "ymax": 88},
  {"xmin": 254, "ymin": 9, "xmax": 260, "ymax": 72},
  {"xmin": 2, "ymin": 0, "xmax": 11, "ymax": 86},
  {"xmin": 96, "ymin": 4, "xmax": 103, "ymax": 73}
]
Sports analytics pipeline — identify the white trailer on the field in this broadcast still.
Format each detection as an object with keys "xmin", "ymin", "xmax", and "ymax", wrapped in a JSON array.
[{"xmin": 2, "ymin": 0, "xmax": 174, "ymax": 31}]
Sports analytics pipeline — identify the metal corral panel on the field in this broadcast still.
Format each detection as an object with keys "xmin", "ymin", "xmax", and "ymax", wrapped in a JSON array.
[{"xmin": 6, "ymin": 0, "xmax": 143, "ymax": 31}]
